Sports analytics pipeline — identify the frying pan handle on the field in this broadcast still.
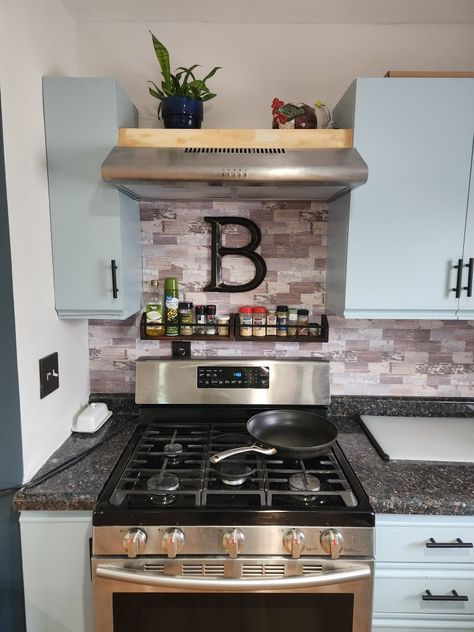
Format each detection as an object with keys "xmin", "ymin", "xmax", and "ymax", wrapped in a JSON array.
[{"xmin": 210, "ymin": 444, "xmax": 277, "ymax": 464}]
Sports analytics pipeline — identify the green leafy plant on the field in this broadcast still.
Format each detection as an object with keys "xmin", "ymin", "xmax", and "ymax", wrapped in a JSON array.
[{"xmin": 148, "ymin": 31, "xmax": 221, "ymax": 116}]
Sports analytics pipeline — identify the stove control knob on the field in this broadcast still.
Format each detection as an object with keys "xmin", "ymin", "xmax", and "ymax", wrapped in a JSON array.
[
  {"xmin": 283, "ymin": 529, "xmax": 306, "ymax": 559},
  {"xmin": 320, "ymin": 529, "xmax": 344, "ymax": 559},
  {"xmin": 123, "ymin": 528, "xmax": 147, "ymax": 558},
  {"xmin": 161, "ymin": 528, "xmax": 185, "ymax": 558},
  {"xmin": 223, "ymin": 529, "xmax": 245, "ymax": 558}
]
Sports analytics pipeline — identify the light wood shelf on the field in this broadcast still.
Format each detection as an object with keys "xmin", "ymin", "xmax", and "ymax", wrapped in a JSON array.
[{"xmin": 118, "ymin": 128, "xmax": 353, "ymax": 149}]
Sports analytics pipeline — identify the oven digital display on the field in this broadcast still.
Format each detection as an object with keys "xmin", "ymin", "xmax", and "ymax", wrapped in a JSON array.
[{"xmin": 197, "ymin": 366, "xmax": 269, "ymax": 388}]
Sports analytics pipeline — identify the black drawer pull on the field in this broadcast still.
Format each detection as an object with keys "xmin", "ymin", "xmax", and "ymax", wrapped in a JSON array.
[
  {"xmin": 464, "ymin": 257, "xmax": 474, "ymax": 297},
  {"xmin": 422, "ymin": 589, "xmax": 468, "ymax": 602},
  {"xmin": 451, "ymin": 258, "xmax": 464, "ymax": 298},
  {"xmin": 426, "ymin": 537, "xmax": 473, "ymax": 549},
  {"xmin": 111, "ymin": 259, "xmax": 119, "ymax": 299}
]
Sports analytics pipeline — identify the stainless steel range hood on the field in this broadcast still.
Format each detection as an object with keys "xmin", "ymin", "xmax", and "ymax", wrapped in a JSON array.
[{"xmin": 101, "ymin": 146, "xmax": 368, "ymax": 202}]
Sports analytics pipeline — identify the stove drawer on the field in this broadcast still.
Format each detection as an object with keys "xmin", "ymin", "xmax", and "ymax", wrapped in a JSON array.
[
  {"xmin": 374, "ymin": 567, "xmax": 474, "ymax": 616},
  {"xmin": 376, "ymin": 517, "xmax": 474, "ymax": 565}
]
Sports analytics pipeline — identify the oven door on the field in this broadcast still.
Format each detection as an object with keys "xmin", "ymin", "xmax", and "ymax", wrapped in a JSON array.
[{"xmin": 93, "ymin": 557, "xmax": 373, "ymax": 632}]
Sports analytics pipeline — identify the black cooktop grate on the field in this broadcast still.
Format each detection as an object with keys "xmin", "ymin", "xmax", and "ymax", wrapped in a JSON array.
[{"xmin": 105, "ymin": 423, "xmax": 358, "ymax": 510}]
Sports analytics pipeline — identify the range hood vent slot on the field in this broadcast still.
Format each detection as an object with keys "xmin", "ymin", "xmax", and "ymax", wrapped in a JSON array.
[{"xmin": 185, "ymin": 147, "xmax": 286, "ymax": 154}]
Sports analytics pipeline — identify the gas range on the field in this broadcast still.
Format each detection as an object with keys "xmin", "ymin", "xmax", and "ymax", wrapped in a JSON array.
[
  {"xmin": 93, "ymin": 358, "xmax": 373, "ymax": 539},
  {"xmin": 92, "ymin": 359, "xmax": 374, "ymax": 632}
]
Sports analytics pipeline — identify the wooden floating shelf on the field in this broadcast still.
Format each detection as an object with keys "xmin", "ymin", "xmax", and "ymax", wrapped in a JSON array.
[
  {"xmin": 118, "ymin": 128, "xmax": 353, "ymax": 150},
  {"xmin": 140, "ymin": 313, "xmax": 329, "ymax": 343}
]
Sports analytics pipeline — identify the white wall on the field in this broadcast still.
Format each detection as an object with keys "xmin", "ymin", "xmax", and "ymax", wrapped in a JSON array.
[
  {"xmin": 0, "ymin": 0, "xmax": 90, "ymax": 481},
  {"xmin": 77, "ymin": 22, "xmax": 474, "ymax": 128}
]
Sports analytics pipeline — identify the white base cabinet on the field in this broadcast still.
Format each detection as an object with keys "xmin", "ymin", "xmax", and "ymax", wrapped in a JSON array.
[
  {"xmin": 373, "ymin": 514, "xmax": 474, "ymax": 632},
  {"xmin": 327, "ymin": 78, "xmax": 474, "ymax": 320},
  {"xmin": 20, "ymin": 511, "xmax": 93, "ymax": 632}
]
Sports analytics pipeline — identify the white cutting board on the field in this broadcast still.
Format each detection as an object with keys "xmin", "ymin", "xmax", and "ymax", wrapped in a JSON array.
[{"xmin": 360, "ymin": 416, "xmax": 474, "ymax": 462}]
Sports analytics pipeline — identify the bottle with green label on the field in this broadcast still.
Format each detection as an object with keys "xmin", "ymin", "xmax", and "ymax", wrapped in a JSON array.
[
  {"xmin": 145, "ymin": 279, "xmax": 164, "ymax": 337},
  {"xmin": 164, "ymin": 277, "xmax": 180, "ymax": 336}
]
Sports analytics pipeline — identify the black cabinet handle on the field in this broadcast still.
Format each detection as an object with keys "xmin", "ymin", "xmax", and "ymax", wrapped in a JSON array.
[
  {"xmin": 422, "ymin": 589, "xmax": 468, "ymax": 602},
  {"xmin": 464, "ymin": 257, "xmax": 474, "ymax": 297},
  {"xmin": 111, "ymin": 259, "xmax": 119, "ymax": 299},
  {"xmin": 451, "ymin": 259, "xmax": 464, "ymax": 298},
  {"xmin": 426, "ymin": 537, "xmax": 473, "ymax": 549}
]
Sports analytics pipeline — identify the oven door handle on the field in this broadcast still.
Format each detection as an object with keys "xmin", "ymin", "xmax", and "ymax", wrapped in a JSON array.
[{"xmin": 96, "ymin": 563, "xmax": 370, "ymax": 590}]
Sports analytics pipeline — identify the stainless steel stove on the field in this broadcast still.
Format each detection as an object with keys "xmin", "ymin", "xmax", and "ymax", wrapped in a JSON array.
[{"xmin": 92, "ymin": 358, "xmax": 374, "ymax": 632}]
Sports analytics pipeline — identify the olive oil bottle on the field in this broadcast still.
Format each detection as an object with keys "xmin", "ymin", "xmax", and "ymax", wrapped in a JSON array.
[{"xmin": 145, "ymin": 279, "xmax": 165, "ymax": 337}]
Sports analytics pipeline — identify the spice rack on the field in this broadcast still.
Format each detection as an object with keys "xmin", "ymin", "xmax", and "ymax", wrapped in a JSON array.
[
  {"xmin": 139, "ymin": 313, "xmax": 329, "ymax": 343},
  {"xmin": 139, "ymin": 313, "xmax": 235, "ymax": 341},
  {"xmin": 233, "ymin": 314, "xmax": 329, "ymax": 342}
]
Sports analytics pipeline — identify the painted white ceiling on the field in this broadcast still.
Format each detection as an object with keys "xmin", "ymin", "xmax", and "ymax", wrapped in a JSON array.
[{"xmin": 60, "ymin": 0, "xmax": 474, "ymax": 24}]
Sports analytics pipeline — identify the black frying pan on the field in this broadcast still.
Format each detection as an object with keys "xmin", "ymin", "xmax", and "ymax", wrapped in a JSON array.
[{"xmin": 210, "ymin": 409, "xmax": 338, "ymax": 464}]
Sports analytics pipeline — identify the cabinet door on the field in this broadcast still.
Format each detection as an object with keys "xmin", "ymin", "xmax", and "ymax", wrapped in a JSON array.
[
  {"xmin": 457, "ymin": 142, "xmax": 474, "ymax": 319},
  {"xmin": 329, "ymin": 78, "xmax": 474, "ymax": 319},
  {"xmin": 20, "ymin": 511, "xmax": 93, "ymax": 632},
  {"xmin": 43, "ymin": 77, "xmax": 142, "ymax": 319}
]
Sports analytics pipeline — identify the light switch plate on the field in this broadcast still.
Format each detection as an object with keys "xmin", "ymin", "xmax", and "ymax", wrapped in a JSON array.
[{"xmin": 39, "ymin": 352, "xmax": 59, "ymax": 399}]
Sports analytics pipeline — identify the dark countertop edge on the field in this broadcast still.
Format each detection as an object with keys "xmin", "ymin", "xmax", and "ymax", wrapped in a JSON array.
[{"xmin": 14, "ymin": 396, "xmax": 474, "ymax": 516}]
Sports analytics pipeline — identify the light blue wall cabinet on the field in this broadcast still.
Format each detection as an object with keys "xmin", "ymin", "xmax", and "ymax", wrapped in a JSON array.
[
  {"xmin": 326, "ymin": 78, "xmax": 474, "ymax": 320},
  {"xmin": 43, "ymin": 77, "xmax": 142, "ymax": 319}
]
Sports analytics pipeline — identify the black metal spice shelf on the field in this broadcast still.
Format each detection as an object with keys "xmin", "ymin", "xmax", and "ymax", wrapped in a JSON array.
[
  {"xmin": 139, "ymin": 313, "xmax": 329, "ymax": 343},
  {"xmin": 233, "ymin": 314, "xmax": 329, "ymax": 343},
  {"xmin": 139, "ymin": 313, "xmax": 234, "ymax": 341}
]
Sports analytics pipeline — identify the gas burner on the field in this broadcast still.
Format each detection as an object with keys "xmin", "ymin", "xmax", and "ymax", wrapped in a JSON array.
[
  {"xmin": 164, "ymin": 442, "xmax": 184, "ymax": 458},
  {"xmin": 289, "ymin": 472, "xmax": 321, "ymax": 493},
  {"xmin": 147, "ymin": 472, "xmax": 180, "ymax": 492},
  {"xmin": 146, "ymin": 493, "xmax": 177, "ymax": 506},
  {"xmin": 218, "ymin": 462, "xmax": 254, "ymax": 486},
  {"xmin": 288, "ymin": 472, "xmax": 321, "ymax": 504}
]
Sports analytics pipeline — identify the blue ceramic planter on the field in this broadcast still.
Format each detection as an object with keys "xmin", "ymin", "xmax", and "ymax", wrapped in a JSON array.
[{"xmin": 161, "ymin": 96, "xmax": 203, "ymax": 129}]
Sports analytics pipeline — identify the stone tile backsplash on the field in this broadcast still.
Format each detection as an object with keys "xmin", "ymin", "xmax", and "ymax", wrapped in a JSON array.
[{"xmin": 89, "ymin": 201, "xmax": 473, "ymax": 396}]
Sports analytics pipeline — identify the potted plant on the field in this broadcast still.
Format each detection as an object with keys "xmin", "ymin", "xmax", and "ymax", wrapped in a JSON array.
[{"xmin": 148, "ymin": 31, "xmax": 221, "ymax": 129}]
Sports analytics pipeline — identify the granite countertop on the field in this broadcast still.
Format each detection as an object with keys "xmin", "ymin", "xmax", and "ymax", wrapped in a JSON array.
[{"xmin": 13, "ymin": 397, "xmax": 474, "ymax": 516}]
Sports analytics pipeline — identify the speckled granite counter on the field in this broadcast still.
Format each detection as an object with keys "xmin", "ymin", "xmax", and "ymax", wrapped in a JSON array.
[
  {"xmin": 14, "ymin": 397, "xmax": 474, "ymax": 515},
  {"xmin": 14, "ymin": 413, "xmax": 137, "ymax": 511}
]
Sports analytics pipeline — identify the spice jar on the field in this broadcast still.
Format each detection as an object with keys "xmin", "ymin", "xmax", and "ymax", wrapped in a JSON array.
[
  {"xmin": 195, "ymin": 305, "xmax": 206, "ymax": 335},
  {"xmin": 297, "ymin": 309, "xmax": 309, "ymax": 335},
  {"xmin": 276, "ymin": 305, "xmax": 288, "ymax": 337},
  {"xmin": 252, "ymin": 306, "xmax": 267, "ymax": 336},
  {"xmin": 266, "ymin": 308, "xmax": 277, "ymax": 336},
  {"xmin": 288, "ymin": 308, "xmax": 298, "ymax": 336},
  {"xmin": 179, "ymin": 302, "xmax": 193, "ymax": 336},
  {"xmin": 217, "ymin": 315, "xmax": 230, "ymax": 336},
  {"xmin": 239, "ymin": 306, "xmax": 253, "ymax": 337},
  {"xmin": 206, "ymin": 305, "xmax": 217, "ymax": 335}
]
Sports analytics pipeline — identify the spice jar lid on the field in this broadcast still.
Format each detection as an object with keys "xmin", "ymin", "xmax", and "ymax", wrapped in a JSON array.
[
  {"xmin": 276, "ymin": 305, "xmax": 288, "ymax": 311},
  {"xmin": 195, "ymin": 305, "xmax": 206, "ymax": 314},
  {"xmin": 239, "ymin": 306, "xmax": 253, "ymax": 313},
  {"xmin": 179, "ymin": 302, "xmax": 193, "ymax": 309},
  {"xmin": 217, "ymin": 315, "xmax": 230, "ymax": 322},
  {"xmin": 253, "ymin": 306, "xmax": 267, "ymax": 313},
  {"xmin": 206, "ymin": 304, "xmax": 216, "ymax": 314},
  {"xmin": 297, "ymin": 309, "xmax": 309, "ymax": 315}
]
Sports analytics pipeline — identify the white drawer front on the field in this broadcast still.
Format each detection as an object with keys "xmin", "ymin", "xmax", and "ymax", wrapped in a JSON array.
[
  {"xmin": 373, "ymin": 625, "xmax": 474, "ymax": 632},
  {"xmin": 374, "ymin": 573, "xmax": 474, "ymax": 616},
  {"xmin": 376, "ymin": 524, "xmax": 474, "ymax": 564}
]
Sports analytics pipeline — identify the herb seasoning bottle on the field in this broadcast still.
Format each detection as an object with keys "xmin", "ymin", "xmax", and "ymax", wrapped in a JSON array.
[
  {"xmin": 195, "ymin": 305, "xmax": 207, "ymax": 335},
  {"xmin": 252, "ymin": 306, "xmax": 267, "ymax": 336},
  {"xmin": 288, "ymin": 308, "xmax": 298, "ymax": 336},
  {"xmin": 297, "ymin": 309, "xmax": 309, "ymax": 335},
  {"xmin": 239, "ymin": 306, "xmax": 253, "ymax": 337},
  {"xmin": 179, "ymin": 302, "xmax": 193, "ymax": 336},
  {"xmin": 276, "ymin": 305, "xmax": 288, "ymax": 337},
  {"xmin": 266, "ymin": 308, "xmax": 277, "ymax": 336},
  {"xmin": 206, "ymin": 305, "xmax": 217, "ymax": 335}
]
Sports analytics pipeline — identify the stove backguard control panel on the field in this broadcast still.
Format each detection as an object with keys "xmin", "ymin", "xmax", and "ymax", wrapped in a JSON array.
[{"xmin": 197, "ymin": 366, "xmax": 270, "ymax": 388}]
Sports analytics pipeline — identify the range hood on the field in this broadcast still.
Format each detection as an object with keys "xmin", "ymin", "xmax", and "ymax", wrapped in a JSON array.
[{"xmin": 101, "ymin": 146, "xmax": 368, "ymax": 202}]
